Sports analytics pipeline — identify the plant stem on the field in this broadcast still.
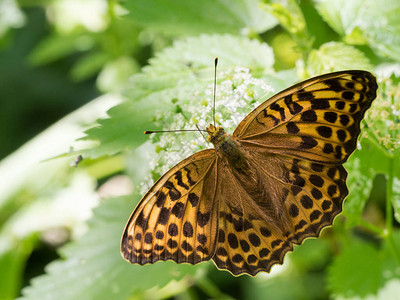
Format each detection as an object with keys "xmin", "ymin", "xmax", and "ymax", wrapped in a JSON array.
[
  {"xmin": 358, "ymin": 218, "xmax": 384, "ymax": 235},
  {"xmin": 196, "ymin": 276, "xmax": 234, "ymax": 300},
  {"xmin": 386, "ymin": 162, "xmax": 394, "ymax": 235},
  {"xmin": 384, "ymin": 159, "xmax": 400, "ymax": 264}
]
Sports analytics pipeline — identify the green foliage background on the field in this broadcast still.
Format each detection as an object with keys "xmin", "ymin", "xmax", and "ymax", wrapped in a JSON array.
[{"xmin": 0, "ymin": 0, "xmax": 400, "ymax": 299}]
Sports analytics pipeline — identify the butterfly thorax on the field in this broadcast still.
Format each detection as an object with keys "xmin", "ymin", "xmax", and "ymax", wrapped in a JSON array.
[{"xmin": 206, "ymin": 124, "xmax": 249, "ymax": 174}]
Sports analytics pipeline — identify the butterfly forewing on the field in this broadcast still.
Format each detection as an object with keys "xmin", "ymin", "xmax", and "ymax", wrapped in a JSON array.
[
  {"xmin": 121, "ymin": 149, "xmax": 219, "ymax": 265},
  {"xmin": 234, "ymin": 71, "xmax": 377, "ymax": 164}
]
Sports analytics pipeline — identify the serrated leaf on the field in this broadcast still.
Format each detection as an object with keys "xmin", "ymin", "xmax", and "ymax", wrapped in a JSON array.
[
  {"xmin": 21, "ymin": 196, "xmax": 198, "ymax": 300},
  {"xmin": 81, "ymin": 34, "xmax": 275, "ymax": 158},
  {"xmin": 124, "ymin": 0, "xmax": 277, "ymax": 36},
  {"xmin": 307, "ymin": 42, "xmax": 372, "ymax": 76},
  {"xmin": 328, "ymin": 242, "xmax": 383, "ymax": 298},
  {"xmin": 143, "ymin": 34, "xmax": 275, "ymax": 77}
]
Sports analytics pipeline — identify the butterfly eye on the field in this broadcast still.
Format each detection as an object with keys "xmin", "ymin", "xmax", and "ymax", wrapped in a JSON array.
[{"xmin": 206, "ymin": 124, "xmax": 216, "ymax": 133}]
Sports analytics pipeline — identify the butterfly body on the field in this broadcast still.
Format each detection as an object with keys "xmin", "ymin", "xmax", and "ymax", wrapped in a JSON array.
[
  {"xmin": 207, "ymin": 125, "xmax": 249, "ymax": 175},
  {"xmin": 122, "ymin": 70, "xmax": 378, "ymax": 276}
]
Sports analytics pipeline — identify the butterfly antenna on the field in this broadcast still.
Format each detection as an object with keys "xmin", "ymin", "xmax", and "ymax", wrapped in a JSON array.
[
  {"xmin": 144, "ymin": 129, "xmax": 206, "ymax": 134},
  {"xmin": 195, "ymin": 123, "xmax": 208, "ymax": 142},
  {"xmin": 213, "ymin": 57, "xmax": 218, "ymax": 127}
]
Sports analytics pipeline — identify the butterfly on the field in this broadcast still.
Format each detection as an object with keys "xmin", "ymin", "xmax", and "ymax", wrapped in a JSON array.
[{"xmin": 121, "ymin": 70, "xmax": 377, "ymax": 276}]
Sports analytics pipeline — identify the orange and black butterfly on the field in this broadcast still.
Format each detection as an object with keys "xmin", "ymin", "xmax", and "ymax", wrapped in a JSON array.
[{"xmin": 121, "ymin": 68, "xmax": 377, "ymax": 276}]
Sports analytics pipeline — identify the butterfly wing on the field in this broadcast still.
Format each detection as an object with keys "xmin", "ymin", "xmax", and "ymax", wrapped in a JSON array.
[
  {"xmin": 214, "ymin": 71, "xmax": 377, "ymax": 275},
  {"xmin": 121, "ymin": 149, "xmax": 219, "ymax": 265},
  {"xmin": 233, "ymin": 70, "xmax": 377, "ymax": 164},
  {"xmin": 212, "ymin": 154, "xmax": 296, "ymax": 275}
]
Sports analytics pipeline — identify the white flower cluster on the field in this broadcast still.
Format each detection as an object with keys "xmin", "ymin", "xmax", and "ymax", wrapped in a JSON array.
[
  {"xmin": 362, "ymin": 75, "xmax": 400, "ymax": 151},
  {"xmin": 140, "ymin": 67, "xmax": 274, "ymax": 194}
]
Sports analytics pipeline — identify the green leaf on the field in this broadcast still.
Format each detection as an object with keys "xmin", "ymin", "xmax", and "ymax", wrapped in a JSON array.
[
  {"xmin": 70, "ymin": 51, "xmax": 110, "ymax": 82},
  {"xmin": 96, "ymin": 56, "xmax": 140, "ymax": 93},
  {"xmin": 307, "ymin": 41, "xmax": 372, "ymax": 76},
  {"xmin": 361, "ymin": 0, "xmax": 400, "ymax": 61},
  {"xmin": 315, "ymin": 0, "xmax": 400, "ymax": 61},
  {"xmin": 261, "ymin": 0, "xmax": 306, "ymax": 37},
  {"xmin": 81, "ymin": 34, "xmax": 275, "ymax": 158},
  {"xmin": 123, "ymin": 0, "xmax": 277, "ymax": 36},
  {"xmin": 381, "ymin": 231, "xmax": 400, "ymax": 280},
  {"xmin": 29, "ymin": 34, "xmax": 90, "ymax": 66},
  {"xmin": 393, "ymin": 176, "xmax": 400, "ymax": 223},
  {"xmin": 0, "ymin": 235, "xmax": 36, "ymax": 300},
  {"xmin": 328, "ymin": 242, "xmax": 383, "ymax": 298},
  {"xmin": 289, "ymin": 238, "xmax": 331, "ymax": 271},
  {"xmin": 343, "ymin": 156, "xmax": 374, "ymax": 227},
  {"xmin": 21, "ymin": 196, "xmax": 198, "ymax": 300},
  {"xmin": 315, "ymin": 0, "xmax": 365, "ymax": 37}
]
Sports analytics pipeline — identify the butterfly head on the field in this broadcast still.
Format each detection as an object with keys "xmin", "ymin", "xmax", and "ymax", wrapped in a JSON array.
[{"xmin": 206, "ymin": 124, "xmax": 228, "ymax": 146}]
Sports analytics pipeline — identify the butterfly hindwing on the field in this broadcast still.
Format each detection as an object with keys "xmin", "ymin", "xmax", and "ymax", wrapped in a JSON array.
[
  {"xmin": 121, "ymin": 149, "xmax": 219, "ymax": 265},
  {"xmin": 275, "ymin": 155, "xmax": 348, "ymax": 244},
  {"xmin": 212, "ymin": 153, "xmax": 294, "ymax": 275},
  {"xmin": 211, "ymin": 148, "xmax": 349, "ymax": 276}
]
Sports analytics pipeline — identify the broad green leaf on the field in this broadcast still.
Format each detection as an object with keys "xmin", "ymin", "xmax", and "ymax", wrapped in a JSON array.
[
  {"xmin": 315, "ymin": 0, "xmax": 400, "ymax": 61},
  {"xmin": 124, "ymin": 0, "xmax": 277, "ymax": 36},
  {"xmin": 29, "ymin": 34, "xmax": 90, "ymax": 66},
  {"xmin": 362, "ymin": 0, "xmax": 400, "ymax": 61},
  {"xmin": 20, "ymin": 196, "xmax": 199, "ymax": 300},
  {"xmin": 143, "ymin": 34, "xmax": 275, "ymax": 77},
  {"xmin": 81, "ymin": 34, "xmax": 275, "ymax": 158},
  {"xmin": 261, "ymin": 0, "xmax": 306, "ymax": 36},
  {"xmin": 306, "ymin": 41, "xmax": 372, "ymax": 76},
  {"xmin": 80, "ymin": 93, "xmax": 172, "ymax": 158},
  {"xmin": 328, "ymin": 242, "xmax": 383, "ymax": 298},
  {"xmin": 315, "ymin": 0, "xmax": 365, "ymax": 37}
]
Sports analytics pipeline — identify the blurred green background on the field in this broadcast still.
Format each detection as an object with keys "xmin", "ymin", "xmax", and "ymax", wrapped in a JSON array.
[{"xmin": 1, "ymin": 0, "xmax": 400, "ymax": 299}]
